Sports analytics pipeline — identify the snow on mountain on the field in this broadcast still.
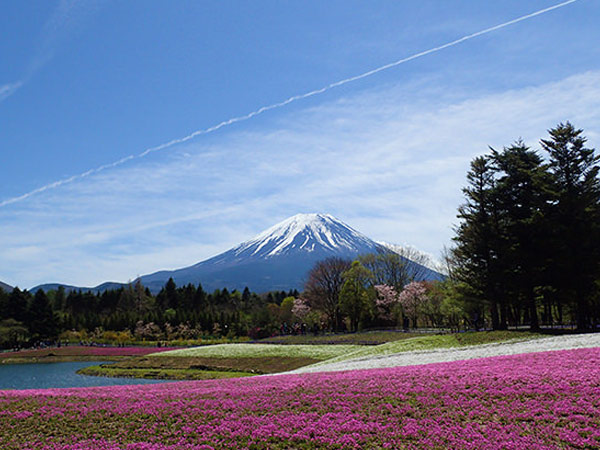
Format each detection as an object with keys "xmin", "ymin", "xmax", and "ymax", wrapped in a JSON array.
[
  {"xmin": 21, "ymin": 214, "xmax": 444, "ymax": 295},
  {"xmin": 232, "ymin": 213, "xmax": 377, "ymax": 258},
  {"xmin": 377, "ymin": 241, "xmax": 447, "ymax": 274},
  {"xmin": 140, "ymin": 213, "xmax": 382, "ymax": 292},
  {"xmin": 139, "ymin": 213, "xmax": 443, "ymax": 293}
]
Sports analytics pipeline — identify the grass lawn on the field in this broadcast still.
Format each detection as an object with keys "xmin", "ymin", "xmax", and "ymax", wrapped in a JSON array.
[
  {"xmin": 0, "ymin": 346, "xmax": 176, "ymax": 364},
  {"xmin": 86, "ymin": 331, "xmax": 546, "ymax": 380},
  {"xmin": 92, "ymin": 354, "xmax": 322, "ymax": 375},
  {"xmin": 307, "ymin": 330, "xmax": 546, "ymax": 366},
  {"xmin": 82, "ymin": 343, "xmax": 360, "ymax": 379},
  {"xmin": 151, "ymin": 343, "xmax": 361, "ymax": 359},
  {"xmin": 77, "ymin": 364, "xmax": 255, "ymax": 380},
  {"xmin": 255, "ymin": 330, "xmax": 424, "ymax": 345}
]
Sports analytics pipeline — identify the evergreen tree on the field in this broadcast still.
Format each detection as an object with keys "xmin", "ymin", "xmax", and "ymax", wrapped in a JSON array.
[
  {"xmin": 6, "ymin": 287, "xmax": 30, "ymax": 323},
  {"xmin": 0, "ymin": 287, "xmax": 9, "ymax": 320},
  {"xmin": 54, "ymin": 286, "xmax": 66, "ymax": 311},
  {"xmin": 157, "ymin": 278, "xmax": 178, "ymax": 311},
  {"xmin": 193, "ymin": 283, "xmax": 207, "ymax": 311},
  {"xmin": 242, "ymin": 287, "xmax": 251, "ymax": 304},
  {"xmin": 542, "ymin": 122, "xmax": 600, "ymax": 329},
  {"xmin": 28, "ymin": 289, "xmax": 58, "ymax": 340},
  {"xmin": 491, "ymin": 142, "xmax": 552, "ymax": 330},
  {"xmin": 453, "ymin": 156, "xmax": 505, "ymax": 329}
]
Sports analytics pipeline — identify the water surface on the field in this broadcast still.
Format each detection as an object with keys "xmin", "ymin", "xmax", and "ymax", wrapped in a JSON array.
[{"xmin": 0, "ymin": 361, "xmax": 169, "ymax": 390}]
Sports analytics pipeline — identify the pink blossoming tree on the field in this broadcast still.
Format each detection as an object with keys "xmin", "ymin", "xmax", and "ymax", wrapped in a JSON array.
[
  {"xmin": 398, "ymin": 281, "xmax": 428, "ymax": 328},
  {"xmin": 374, "ymin": 284, "xmax": 400, "ymax": 321},
  {"xmin": 291, "ymin": 297, "xmax": 311, "ymax": 321}
]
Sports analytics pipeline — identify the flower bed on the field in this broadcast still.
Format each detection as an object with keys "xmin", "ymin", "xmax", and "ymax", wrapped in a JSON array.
[
  {"xmin": 1, "ymin": 347, "xmax": 599, "ymax": 449},
  {"xmin": 0, "ymin": 346, "xmax": 177, "ymax": 359},
  {"xmin": 153, "ymin": 343, "xmax": 359, "ymax": 360}
]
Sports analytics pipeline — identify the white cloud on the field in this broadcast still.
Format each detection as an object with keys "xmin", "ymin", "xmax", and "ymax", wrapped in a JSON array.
[
  {"xmin": 1, "ymin": 70, "xmax": 599, "ymax": 288},
  {"xmin": 0, "ymin": 0, "xmax": 98, "ymax": 106},
  {"xmin": 1, "ymin": 0, "xmax": 583, "ymax": 201},
  {"xmin": 0, "ymin": 81, "xmax": 23, "ymax": 102}
]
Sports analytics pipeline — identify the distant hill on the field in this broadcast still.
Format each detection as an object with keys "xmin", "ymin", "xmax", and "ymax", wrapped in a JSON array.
[
  {"xmin": 30, "ymin": 281, "xmax": 126, "ymax": 294},
  {"xmin": 139, "ymin": 213, "xmax": 444, "ymax": 293},
  {"xmin": 0, "ymin": 281, "xmax": 13, "ymax": 292}
]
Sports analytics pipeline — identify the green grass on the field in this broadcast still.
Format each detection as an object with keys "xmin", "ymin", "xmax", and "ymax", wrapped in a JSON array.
[
  {"xmin": 81, "ymin": 331, "xmax": 548, "ymax": 379},
  {"xmin": 308, "ymin": 331, "xmax": 547, "ymax": 366},
  {"xmin": 77, "ymin": 364, "xmax": 254, "ymax": 380},
  {"xmin": 255, "ymin": 331, "xmax": 424, "ymax": 345},
  {"xmin": 101, "ymin": 355, "xmax": 322, "ymax": 375},
  {"xmin": 151, "ymin": 343, "xmax": 361, "ymax": 360}
]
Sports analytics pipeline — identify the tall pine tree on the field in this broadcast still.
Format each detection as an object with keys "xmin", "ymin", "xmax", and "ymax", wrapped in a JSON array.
[{"xmin": 542, "ymin": 122, "xmax": 600, "ymax": 329}]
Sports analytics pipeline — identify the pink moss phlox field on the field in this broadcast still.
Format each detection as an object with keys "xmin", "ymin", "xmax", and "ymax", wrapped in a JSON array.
[{"xmin": 2, "ymin": 348, "xmax": 600, "ymax": 449}]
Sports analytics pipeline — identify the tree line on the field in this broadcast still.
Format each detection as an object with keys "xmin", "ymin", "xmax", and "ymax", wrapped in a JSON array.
[
  {"xmin": 294, "ymin": 123, "xmax": 600, "ymax": 333},
  {"xmin": 0, "ymin": 281, "xmax": 299, "ymax": 348},
  {"xmin": 0, "ymin": 246, "xmax": 436, "ymax": 349},
  {"xmin": 451, "ymin": 122, "xmax": 600, "ymax": 330}
]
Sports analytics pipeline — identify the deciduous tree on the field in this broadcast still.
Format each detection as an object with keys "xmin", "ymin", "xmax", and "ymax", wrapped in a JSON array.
[{"xmin": 303, "ymin": 257, "xmax": 351, "ymax": 331}]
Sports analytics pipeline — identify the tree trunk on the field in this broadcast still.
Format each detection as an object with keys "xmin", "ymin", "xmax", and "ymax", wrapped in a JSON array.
[
  {"xmin": 499, "ymin": 304, "xmax": 508, "ymax": 330},
  {"xmin": 490, "ymin": 300, "xmax": 499, "ymax": 330},
  {"xmin": 576, "ymin": 294, "xmax": 589, "ymax": 330},
  {"xmin": 529, "ymin": 289, "xmax": 539, "ymax": 331}
]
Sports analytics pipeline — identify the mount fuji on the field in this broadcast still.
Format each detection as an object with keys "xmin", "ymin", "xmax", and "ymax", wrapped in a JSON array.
[
  {"xmin": 138, "ymin": 213, "xmax": 443, "ymax": 293},
  {"xmin": 0, "ymin": 281, "xmax": 13, "ymax": 292}
]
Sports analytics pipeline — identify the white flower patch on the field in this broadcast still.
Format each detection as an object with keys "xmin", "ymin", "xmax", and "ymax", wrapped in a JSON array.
[{"xmin": 286, "ymin": 333, "xmax": 600, "ymax": 375}]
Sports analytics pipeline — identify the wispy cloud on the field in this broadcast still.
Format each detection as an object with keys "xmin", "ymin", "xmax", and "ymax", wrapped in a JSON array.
[
  {"xmin": 2, "ymin": 70, "xmax": 599, "ymax": 288},
  {"xmin": 0, "ymin": 81, "xmax": 24, "ymax": 102},
  {"xmin": 0, "ymin": 0, "xmax": 580, "ymax": 205},
  {"xmin": 0, "ymin": 0, "xmax": 98, "ymax": 105}
]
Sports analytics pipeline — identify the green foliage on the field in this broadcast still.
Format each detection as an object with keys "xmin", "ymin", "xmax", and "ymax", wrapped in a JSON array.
[
  {"xmin": 279, "ymin": 296, "xmax": 295, "ymax": 324},
  {"xmin": 0, "ymin": 277, "xmax": 303, "ymax": 349},
  {"xmin": 542, "ymin": 122, "xmax": 600, "ymax": 329},
  {"xmin": 339, "ymin": 261, "xmax": 376, "ymax": 331},
  {"xmin": 28, "ymin": 289, "xmax": 59, "ymax": 340},
  {"xmin": 452, "ymin": 123, "xmax": 600, "ymax": 330},
  {"xmin": 77, "ymin": 365, "xmax": 254, "ymax": 380},
  {"xmin": 0, "ymin": 319, "xmax": 29, "ymax": 348}
]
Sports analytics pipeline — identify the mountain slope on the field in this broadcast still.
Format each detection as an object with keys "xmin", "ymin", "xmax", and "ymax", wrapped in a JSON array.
[
  {"xmin": 139, "ymin": 213, "xmax": 442, "ymax": 293},
  {"xmin": 377, "ymin": 241, "xmax": 447, "ymax": 276},
  {"xmin": 0, "ymin": 281, "xmax": 13, "ymax": 292},
  {"xmin": 30, "ymin": 281, "xmax": 126, "ymax": 294}
]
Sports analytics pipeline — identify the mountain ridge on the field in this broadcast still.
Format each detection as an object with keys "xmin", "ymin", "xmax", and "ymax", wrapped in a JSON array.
[
  {"xmin": 29, "ymin": 214, "xmax": 443, "ymax": 294},
  {"xmin": 30, "ymin": 281, "xmax": 126, "ymax": 295},
  {"xmin": 138, "ymin": 213, "xmax": 442, "ymax": 293}
]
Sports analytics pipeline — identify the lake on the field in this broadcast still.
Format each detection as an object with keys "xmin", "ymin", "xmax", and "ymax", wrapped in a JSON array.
[{"xmin": 0, "ymin": 361, "xmax": 169, "ymax": 390}]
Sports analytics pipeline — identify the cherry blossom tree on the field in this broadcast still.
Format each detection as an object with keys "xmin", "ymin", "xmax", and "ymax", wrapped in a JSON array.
[
  {"xmin": 398, "ymin": 281, "xmax": 428, "ymax": 329},
  {"xmin": 292, "ymin": 297, "xmax": 311, "ymax": 320},
  {"xmin": 374, "ymin": 284, "xmax": 399, "ymax": 321}
]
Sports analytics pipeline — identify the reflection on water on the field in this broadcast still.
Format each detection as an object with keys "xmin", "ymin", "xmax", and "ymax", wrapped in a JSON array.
[{"xmin": 0, "ymin": 361, "xmax": 169, "ymax": 390}]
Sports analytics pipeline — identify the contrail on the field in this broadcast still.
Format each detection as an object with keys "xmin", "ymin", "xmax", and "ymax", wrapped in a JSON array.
[{"xmin": 0, "ymin": 0, "xmax": 579, "ymax": 208}]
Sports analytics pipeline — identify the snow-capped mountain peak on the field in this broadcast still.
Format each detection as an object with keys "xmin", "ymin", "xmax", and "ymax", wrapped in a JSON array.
[
  {"xmin": 138, "ymin": 213, "xmax": 444, "ymax": 293},
  {"xmin": 233, "ymin": 213, "xmax": 377, "ymax": 258}
]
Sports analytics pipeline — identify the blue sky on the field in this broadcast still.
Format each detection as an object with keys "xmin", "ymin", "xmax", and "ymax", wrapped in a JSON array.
[{"xmin": 1, "ymin": 0, "xmax": 599, "ymax": 288}]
